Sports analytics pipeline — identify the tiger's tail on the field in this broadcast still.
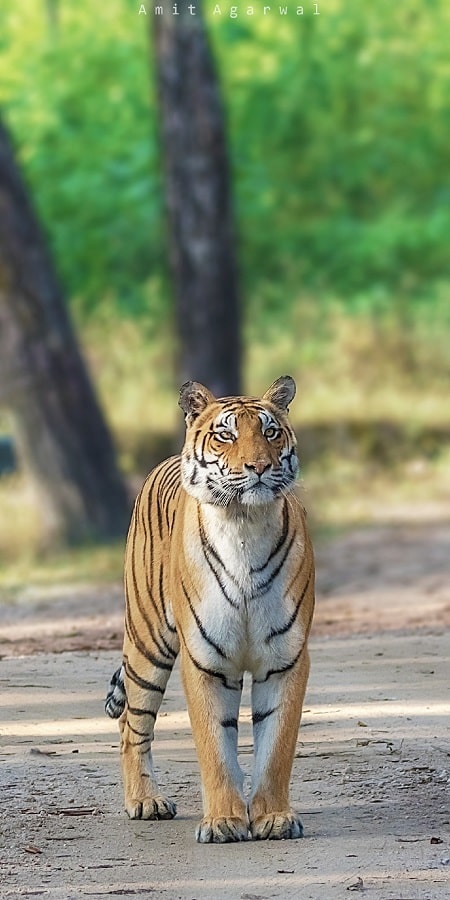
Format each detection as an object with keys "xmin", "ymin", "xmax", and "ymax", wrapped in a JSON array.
[{"xmin": 105, "ymin": 664, "xmax": 126, "ymax": 718}]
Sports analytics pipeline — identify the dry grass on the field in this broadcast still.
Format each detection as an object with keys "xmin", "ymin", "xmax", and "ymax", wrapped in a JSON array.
[
  {"xmin": 0, "ymin": 475, "xmax": 123, "ymax": 596},
  {"xmin": 247, "ymin": 304, "xmax": 450, "ymax": 427},
  {"xmin": 304, "ymin": 448, "xmax": 450, "ymax": 532}
]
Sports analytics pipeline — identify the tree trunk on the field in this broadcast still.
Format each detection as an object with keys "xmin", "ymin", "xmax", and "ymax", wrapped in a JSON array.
[
  {"xmin": 0, "ymin": 119, "xmax": 130, "ymax": 544},
  {"xmin": 152, "ymin": 0, "xmax": 242, "ymax": 398},
  {"xmin": 44, "ymin": 0, "xmax": 59, "ymax": 35}
]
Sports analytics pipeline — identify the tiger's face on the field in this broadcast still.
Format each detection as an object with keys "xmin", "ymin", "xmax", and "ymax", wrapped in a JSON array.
[{"xmin": 179, "ymin": 376, "xmax": 298, "ymax": 508}]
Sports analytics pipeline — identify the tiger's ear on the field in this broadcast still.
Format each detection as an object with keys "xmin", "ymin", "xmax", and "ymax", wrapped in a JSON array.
[
  {"xmin": 179, "ymin": 381, "xmax": 216, "ymax": 424},
  {"xmin": 262, "ymin": 375, "xmax": 296, "ymax": 412}
]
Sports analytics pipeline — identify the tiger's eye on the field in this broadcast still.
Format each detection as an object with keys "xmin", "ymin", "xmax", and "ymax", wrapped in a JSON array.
[
  {"xmin": 265, "ymin": 427, "xmax": 279, "ymax": 439},
  {"xmin": 216, "ymin": 430, "xmax": 235, "ymax": 442}
]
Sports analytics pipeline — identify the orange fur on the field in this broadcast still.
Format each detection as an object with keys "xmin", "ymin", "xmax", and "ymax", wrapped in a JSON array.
[{"xmin": 109, "ymin": 377, "xmax": 315, "ymax": 842}]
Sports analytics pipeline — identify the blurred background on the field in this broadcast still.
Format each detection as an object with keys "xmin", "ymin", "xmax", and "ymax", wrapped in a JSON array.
[{"xmin": 0, "ymin": 0, "xmax": 449, "ymax": 602}]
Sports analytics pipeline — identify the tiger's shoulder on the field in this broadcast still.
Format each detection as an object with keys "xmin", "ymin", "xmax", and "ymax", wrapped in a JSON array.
[
  {"xmin": 128, "ymin": 454, "xmax": 184, "ymax": 541},
  {"xmin": 135, "ymin": 454, "xmax": 182, "ymax": 502}
]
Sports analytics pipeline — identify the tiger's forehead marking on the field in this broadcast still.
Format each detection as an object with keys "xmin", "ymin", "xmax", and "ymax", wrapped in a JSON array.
[
  {"xmin": 258, "ymin": 410, "xmax": 279, "ymax": 430},
  {"xmin": 215, "ymin": 410, "xmax": 238, "ymax": 433},
  {"xmin": 213, "ymin": 406, "xmax": 279, "ymax": 435}
]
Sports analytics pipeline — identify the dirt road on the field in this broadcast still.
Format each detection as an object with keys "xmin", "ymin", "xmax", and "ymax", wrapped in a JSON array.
[{"xmin": 1, "ymin": 521, "xmax": 449, "ymax": 898}]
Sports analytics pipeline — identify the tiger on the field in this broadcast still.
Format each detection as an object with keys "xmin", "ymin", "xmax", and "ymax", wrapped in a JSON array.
[{"xmin": 105, "ymin": 375, "xmax": 315, "ymax": 843}]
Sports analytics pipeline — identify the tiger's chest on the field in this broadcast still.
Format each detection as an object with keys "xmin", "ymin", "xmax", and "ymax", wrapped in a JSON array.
[{"xmin": 176, "ymin": 506, "xmax": 305, "ymax": 681}]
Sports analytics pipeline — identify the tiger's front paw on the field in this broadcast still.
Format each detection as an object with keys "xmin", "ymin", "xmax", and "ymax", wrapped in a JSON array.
[
  {"xmin": 250, "ymin": 811, "xmax": 303, "ymax": 841},
  {"xmin": 196, "ymin": 815, "xmax": 250, "ymax": 843},
  {"xmin": 126, "ymin": 794, "xmax": 177, "ymax": 821}
]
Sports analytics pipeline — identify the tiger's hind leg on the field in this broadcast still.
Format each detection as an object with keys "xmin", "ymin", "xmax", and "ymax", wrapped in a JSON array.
[{"xmin": 120, "ymin": 637, "xmax": 179, "ymax": 821}]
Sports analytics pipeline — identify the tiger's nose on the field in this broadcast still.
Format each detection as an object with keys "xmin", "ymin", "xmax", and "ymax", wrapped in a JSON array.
[{"xmin": 244, "ymin": 460, "xmax": 271, "ymax": 476}]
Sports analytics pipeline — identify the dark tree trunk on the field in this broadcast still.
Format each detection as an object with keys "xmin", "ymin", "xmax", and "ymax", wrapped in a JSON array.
[
  {"xmin": 153, "ymin": 0, "xmax": 242, "ymax": 398},
  {"xmin": 44, "ymin": 0, "xmax": 59, "ymax": 34},
  {"xmin": 0, "ymin": 119, "xmax": 130, "ymax": 544}
]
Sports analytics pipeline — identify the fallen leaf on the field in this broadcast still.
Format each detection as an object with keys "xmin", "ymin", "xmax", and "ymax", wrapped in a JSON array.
[{"xmin": 24, "ymin": 845, "xmax": 42, "ymax": 855}]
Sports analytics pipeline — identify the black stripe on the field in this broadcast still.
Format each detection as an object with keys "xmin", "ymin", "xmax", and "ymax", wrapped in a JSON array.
[
  {"xmin": 252, "ymin": 707, "xmax": 277, "ymax": 725},
  {"xmin": 215, "ymin": 399, "xmax": 264, "ymax": 414},
  {"xmin": 198, "ymin": 508, "xmax": 227, "ymax": 571},
  {"xmin": 109, "ymin": 666, "xmax": 124, "ymax": 689},
  {"xmin": 283, "ymin": 446, "xmax": 297, "ymax": 474},
  {"xmin": 253, "ymin": 529, "xmax": 296, "ymax": 596},
  {"xmin": 179, "ymin": 632, "xmax": 241, "ymax": 691},
  {"xmin": 197, "ymin": 508, "xmax": 240, "ymax": 605},
  {"xmin": 200, "ymin": 541, "xmax": 239, "ymax": 609},
  {"xmin": 132, "ymin": 488, "xmax": 162, "ymax": 626},
  {"xmin": 160, "ymin": 468, "xmax": 181, "ymax": 530},
  {"xmin": 194, "ymin": 430, "xmax": 210, "ymax": 468},
  {"xmin": 105, "ymin": 698, "xmax": 124, "ymax": 718},
  {"xmin": 181, "ymin": 578, "xmax": 229, "ymax": 659},
  {"xmin": 128, "ymin": 706, "xmax": 157, "ymax": 720},
  {"xmin": 265, "ymin": 567, "xmax": 313, "ymax": 642},
  {"xmin": 221, "ymin": 718, "xmax": 238, "ymax": 730},
  {"xmin": 148, "ymin": 622, "xmax": 177, "ymax": 659},
  {"xmin": 156, "ymin": 488, "xmax": 164, "ymax": 540},
  {"xmin": 127, "ymin": 722, "xmax": 150, "ymax": 739},
  {"xmin": 106, "ymin": 691, "xmax": 124, "ymax": 708},
  {"xmin": 143, "ymin": 456, "xmax": 180, "ymax": 608},
  {"xmin": 123, "ymin": 657, "xmax": 165, "ymax": 694},
  {"xmin": 155, "ymin": 464, "xmax": 181, "ymax": 640},
  {"xmin": 139, "ymin": 486, "xmax": 164, "ymax": 629},
  {"xmin": 158, "ymin": 563, "xmax": 178, "ymax": 634},
  {"xmin": 160, "ymin": 462, "xmax": 180, "ymax": 501},
  {"xmin": 126, "ymin": 566, "xmax": 175, "ymax": 660},
  {"xmin": 125, "ymin": 612, "xmax": 174, "ymax": 672},
  {"xmin": 251, "ymin": 500, "xmax": 289, "ymax": 574},
  {"xmin": 284, "ymin": 552, "xmax": 308, "ymax": 600},
  {"xmin": 158, "ymin": 631, "xmax": 178, "ymax": 658},
  {"xmin": 165, "ymin": 469, "xmax": 181, "ymax": 500},
  {"xmin": 189, "ymin": 462, "xmax": 199, "ymax": 485},
  {"xmin": 165, "ymin": 480, "xmax": 181, "ymax": 526},
  {"xmin": 145, "ymin": 470, "xmax": 160, "ymax": 610},
  {"xmin": 253, "ymin": 641, "xmax": 307, "ymax": 684}
]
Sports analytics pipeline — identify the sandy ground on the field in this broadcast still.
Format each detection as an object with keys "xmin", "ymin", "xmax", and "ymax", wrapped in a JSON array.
[{"xmin": 1, "ymin": 521, "xmax": 450, "ymax": 898}]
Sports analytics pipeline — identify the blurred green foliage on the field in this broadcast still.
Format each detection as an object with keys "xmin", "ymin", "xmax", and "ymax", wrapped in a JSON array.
[{"xmin": 1, "ymin": 0, "xmax": 449, "ymax": 326}]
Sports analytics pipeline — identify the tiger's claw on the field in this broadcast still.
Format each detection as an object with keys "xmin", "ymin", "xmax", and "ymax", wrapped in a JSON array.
[
  {"xmin": 126, "ymin": 795, "xmax": 177, "ymax": 820},
  {"xmin": 196, "ymin": 815, "xmax": 250, "ymax": 843}
]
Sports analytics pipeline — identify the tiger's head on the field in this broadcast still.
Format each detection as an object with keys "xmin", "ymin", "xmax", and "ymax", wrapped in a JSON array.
[{"xmin": 179, "ymin": 376, "xmax": 298, "ymax": 508}]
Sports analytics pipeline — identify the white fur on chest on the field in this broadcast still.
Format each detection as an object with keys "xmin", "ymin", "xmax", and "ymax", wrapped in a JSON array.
[{"xmin": 182, "ymin": 502, "xmax": 304, "ymax": 679}]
